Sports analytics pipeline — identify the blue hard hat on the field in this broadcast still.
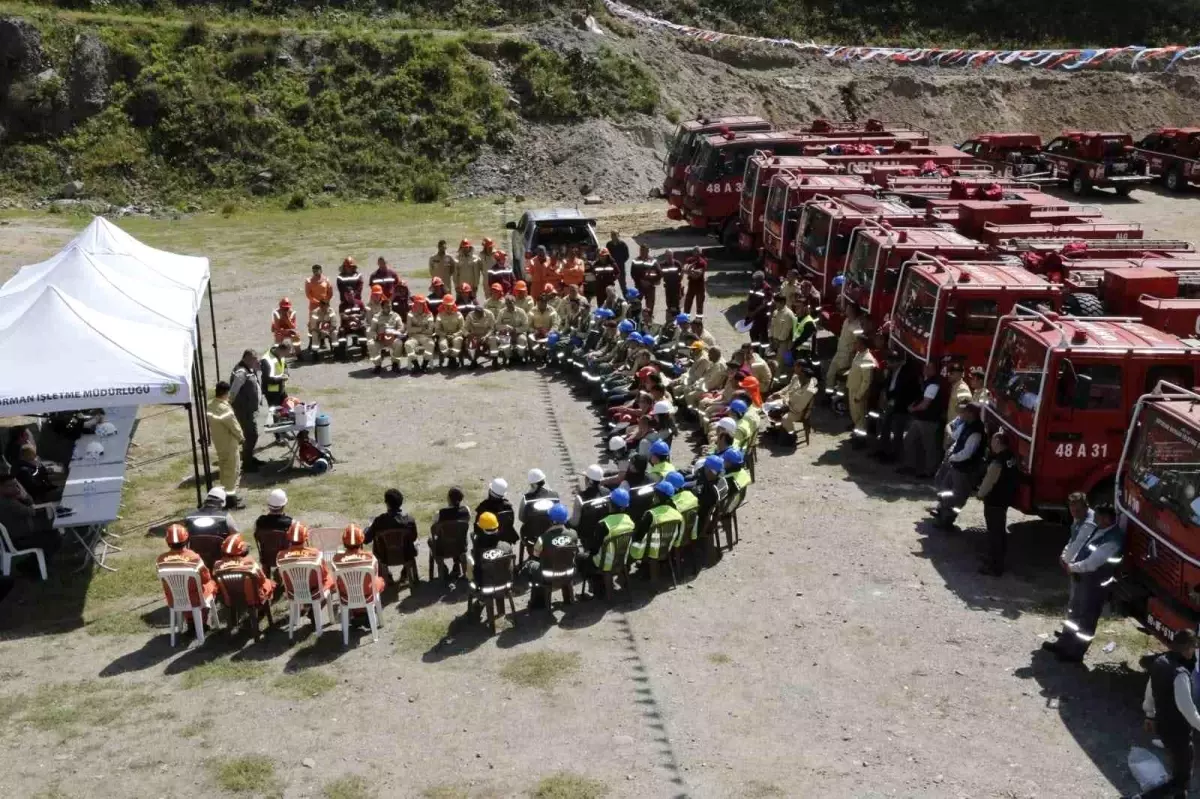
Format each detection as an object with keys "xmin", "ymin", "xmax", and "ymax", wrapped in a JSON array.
[
  {"xmin": 645, "ymin": 335, "xmax": 659, "ymax": 347},
  {"xmin": 618, "ymin": 319, "xmax": 635, "ymax": 334},
  {"xmin": 729, "ymin": 399, "xmax": 749, "ymax": 416},
  {"xmin": 595, "ymin": 307, "xmax": 614, "ymax": 319},
  {"xmin": 665, "ymin": 471, "xmax": 686, "ymax": 489},
  {"xmin": 630, "ymin": 333, "xmax": 646, "ymax": 345},
  {"xmin": 654, "ymin": 480, "xmax": 676, "ymax": 498},
  {"xmin": 675, "ymin": 313, "xmax": 690, "ymax": 324},
  {"xmin": 626, "ymin": 287, "xmax": 641, "ymax": 300},
  {"xmin": 548, "ymin": 502, "xmax": 570, "ymax": 524},
  {"xmin": 832, "ymin": 274, "xmax": 845, "ymax": 287},
  {"xmin": 610, "ymin": 488, "xmax": 630, "ymax": 508},
  {"xmin": 650, "ymin": 440, "xmax": 671, "ymax": 458},
  {"xmin": 723, "ymin": 448, "xmax": 745, "ymax": 467},
  {"xmin": 547, "ymin": 332, "xmax": 560, "ymax": 346},
  {"xmin": 703, "ymin": 455, "xmax": 725, "ymax": 474}
]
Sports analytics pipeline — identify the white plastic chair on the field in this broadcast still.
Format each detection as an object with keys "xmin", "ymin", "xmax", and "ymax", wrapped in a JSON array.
[
  {"xmin": 158, "ymin": 565, "xmax": 214, "ymax": 647},
  {"xmin": 333, "ymin": 564, "xmax": 382, "ymax": 646},
  {"xmin": 279, "ymin": 562, "xmax": 334, "ymax": 640},
  {"xmin": 0, "ymin": 521, "xmax": 48, "ymax": 581}
]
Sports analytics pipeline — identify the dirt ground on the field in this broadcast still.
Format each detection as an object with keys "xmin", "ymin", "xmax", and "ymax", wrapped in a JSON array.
[{"xmin": 1, "ymin": 185, "xmax": 1199, "ymax": 798}]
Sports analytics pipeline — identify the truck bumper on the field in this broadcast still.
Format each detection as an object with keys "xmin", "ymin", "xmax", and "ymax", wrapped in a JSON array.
[
  {"xmin": 666, "ymin": 206, "xmax": 684, "ymax": 221},
  {"xmin": 1099, "ymin": 175, "xmax": 1155, "ymax": 187}
]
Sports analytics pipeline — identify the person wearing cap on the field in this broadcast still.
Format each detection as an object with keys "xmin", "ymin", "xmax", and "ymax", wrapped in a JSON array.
[
  {"xmin": 368, "ymin": 289, "xmax": 405, "ymax": 375},
  {"xmin": 404, "ymin": 295, "xmax": 437, "ymax": 373},
  {"xmin": 724, "ymin": 447, "xmax": 752, "ymax": 492},
  {"xmin": 931, "ymin": 400, "xmax": 986, "ymax": 529},
  {"xmin": 213, "ymin": 533, "xmax": 276, "ymax": 610},
  {"xmin": 454, "ymin": 239, "xmax": 483, "ymax": 292},
  {"xmin": 825, "ymin": 300, "xmax": 864, "ymax": 389},
  {"xmin": 496, "ymin": 295, "xmax": 530, "ymax": 364},
  {"xmin": 769, "ymin": 294, "xmax": 796, "ymax": 374},
  {"xmin": 157, "ymin": 523, "xmax": 218, "ymax": 611},
  {"xmin": 337, "ymin": 256, "xmax": 364, "ymax": 304},
  {"xmin": 571, "ymin": 464, "xmax": 611, "ymax": 528},
  {"xmin": 577, "ymin": 487, "xmax": 635, "ymax": 597},
  {"xmin": 277, "ymin": 521, "xmax": 336, "ymax": 597},
  {"xmin": 271, "ymin": 297, "xmax": 301, "ymax": 350},
  {"xmin": 518, "ymin": 469, "xmax": 559, "ymax": 526},
  {"xmin": 520, "ymin": 502, "xmax": 578, "ymax": 607},
  {"xmin": 676, "ymin": 342, "xmax": 714, "ymax": 404},
  {"xmin": 260, "ymin": 343, "xmax": 290, "ymax": 409},
  {"xmin": 207, "ymin": 381, "xmax": 245, "ymax": 510},
  {"xmin": 369, "ymin": 256, "xmax": 400, "ymax": 304},
  {"xmin": 464, "ymin": 303, "xmax": 498, "ymax": 367},
  {"xmin": 513, "ymin": 280, "xmax": 535, "ymax": 316},
  {"xmin": 474, "ymin": 478, "xmax": 517, "ymax": 544},
  {"xmin": 846, "ymin": 331, "xmax": 879, "ymax": 435},
  {"xmin": 646, "ymin": 439, "xmax": 675, "ymax": 482},
  {"xmin": 483, "ymin": 283, "xmax": 506, "ymax": 317},
  {"xmin": 479, "ymin": 237, "xmax": 498, "ymax": 273},
  {"xmin": 630, "ymin": 244, "xmax": 660, "ymax": 314},
  {"xmin": 966, "ymin": 365, "xmax": 987, "ymax": 404},
  {"xmin": 435, "ymin": 297, "xmax": 466, "ymax": 368},
  {"xmin": 333, "ymin": 524, "xmax": 386, "ymax": 623},
  {"xmin": 629, "ymin": 481, "xmax": 683, "ymax": 564},
  {"xmin": 428, "ymin": 275, "xmax": 450, "ymax": 306},
  {"xmin": 694, "ymin": 455, "xmax": 729, "ymax": 534},
  {"xmin": 455, "ymin": 281, "xmax": 478, "ymax": 309},
  {"xmin": 944, "ymin": 362, "xmax": 973, "ymax": 447},
  {"xmin": 590, "ymin": 249, "xmax": 619, "ymax": 301},
  {"xmin": 711, "ymin": 416, "xmax": 739, "ymax": 456},
  {"xmin": 365, "ymin": 488, "xmax": 419, "ymax": 585},
  {"xmin": 186, "ymin": 486, "xmax": 240, "ymax": 538},
  {"xmin": 253, "ymin": 488, "xmax": 293, "ymax": 548},
  {"xmin": 768, "ymin": 360, "xmax": 819, "ymax": 445}
]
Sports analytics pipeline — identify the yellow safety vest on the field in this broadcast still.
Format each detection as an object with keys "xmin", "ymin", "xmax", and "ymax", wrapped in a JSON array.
[
  {"xmin": 593, "ymin": 513, "xmax": 635, "ymax": 572},
  {"xmin": 671, "ymin": 491, "xmax": 700, "ymax": 541},
  {"xmin": 629, "ymin": 504, "xmax": 683, "ymax": 561}
]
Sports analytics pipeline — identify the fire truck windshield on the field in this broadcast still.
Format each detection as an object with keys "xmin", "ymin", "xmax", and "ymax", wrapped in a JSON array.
[
  {"xmin": 843, "ymin": 235, "xmax": 879, "ymax": 295},
  {"xmin": 799, "ymin": 207, "xmax": 833, "ymax": 258},
  {"xmin": 1127, "ymin": 405, "xmax": 1200, "ymax": 526},
  {"xmin": 742, "ymin": 161, "xmax": 762, "ymax": 205},
  {"xmin": 766, "ymin": 183, "xmax": 788, "ymax": 226},
  {"xmin": 667, "ymin": 127, "xmax": 691, "ymax": 164},
  {"xmin": 989, "ymin": 326, "xmax": 1047, "ymax": 434},
  {"xmin": 893, "ymin": 270, "xmax": 937, "ymax": 338}
]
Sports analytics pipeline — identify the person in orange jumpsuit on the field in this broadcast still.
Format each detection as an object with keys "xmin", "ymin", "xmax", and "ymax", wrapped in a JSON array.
[
  {"xmin": 305, "ymin": 264, "xmax": 333, "ymax": 312},
  {"xmin": 527, "ymin": 246, "xmax": 551, "ymax": 300},
  {"xmin": 332, "ymin": 524, "xmax": 386, "ymax": 625},
  {"xmin": 559, "ymin": 245, "xmax": 586, "ymax": 293},
  {"xmin": 157, "ymin": 523, "xmax": 218, "ymax": 609},
  {"xmin": 276, "ymin": 521, "xmax": 335, "ymax": 599},
  {"xmin": 213, "ymin": 533, "xmax": 277, "ymax": 608},
  {"xmin": 271, "ymin": 297, "xmax": 301, "ymax": 348}
]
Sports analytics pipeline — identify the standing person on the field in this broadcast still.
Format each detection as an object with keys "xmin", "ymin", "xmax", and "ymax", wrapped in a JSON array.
[
  {"xmin": 630, "ymin": 244, "xmax": 661, "ymax": 315},
  {"xmin": 207, "ymin": 381, "xmax": 245, "ymax": 510},
  {"xmin": 260, "ymin": 344, "xmax": 289, "ymax": 409},
  {"xmin": 229, "ymin": 349, "xmax": 263, "ymax": 474},
  {"xmin": 975, "ymin": 432, "xmax": 1019, "ymax": 576},
  {"xmin": 429, "ymin": 240, "xmax": 456, "ymax": 287},
  {"xmin": 824, "ymin": 301, "xmax": 863, "ymax": 391},
  {"xmin": 1132, "ymin": 631, "xmax": 1200, "ymax": 799},
  {"xmin": 1044, "ymin": 502, "xmax": 1125, "ymax": 663},
  {"xmin": 455, "ymin": 240, "xmax": 483, "ymax": 293},
  {"xmin": 768, "ymin": 294, "xmax": 796, "ymax": 374},
  {"xmin": 744, "ymin": 271, "xmax": 774, "ymax": 345},
  {"xmin": 902, "ymin": 359, "xmax": 947, "ymax": 478},
  {"xmin": 966, "ymin": 365, "xmax": 988, "ymax": 403},
  {"xmin": 683, "ymin": 246, "xmax": 708, "ymax": 316},
  {"xmin": 304, "ymin": 264, "xmax": 333, "ymax": 348},
  {"xmin": 791, "ymin": 299, "xmax": 818, "ymax": 360},
  {"xmin": 607, "ymin": 231, "xmax": 630, "ymax": 294},
  {"xmin": 873, "ymin": 351, "xmax": 919, "ymax": 462},
  {"xmin": 930, "ymin": 401, "xmax": 985, "ymax": 528},
  {"xmin": 590, "ymin": 250, "xmax": 619, "ymax": 302},
  {"xmin": 846, "ymin": 333, "xmax": 878, "ymax": 436},
  {"xmin": 659, "ymin": 250, "xmax": 683, "ymax": 321},
  {"xmin": 944, "ymin": 363, "xmax": 972, "ymax": 447},
  {"xmin": 527, "ymin": 246, "xmax": 551, "ymax": 301},
  {"xmin": 369, "ymin": 256, "xmax": 400, "ymax": 304},
  {"xmin": 560, "ymin": 246, "xmax": 586, "ymax": 294},
  {"xmin": 336, "ymin": 257, "xmax": 363, "ymax": 304},
  {"xmin": 479, "ymin": 238, "xmax": 498, "ymax": 274}
]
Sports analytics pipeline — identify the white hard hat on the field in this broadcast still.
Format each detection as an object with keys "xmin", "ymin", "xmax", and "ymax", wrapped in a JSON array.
[
  {"xmin": 489, "ymin": 477, "xmax": 508, "ymax": 496},
  {"xmin": 528, "ymin": 468, "xmax": 546, "ymax": 484},
  {"xmin": 717, "ymin": 417, "xmax": 738, "ymax": 435},
  {"xmin": 267, "ymin": 488, "xmax": 288, "ymax": 509},
  {"xmin": 608, "ymin": 435, "xmax": 627, "ymax": 453},
  {"xmin": 586, "ymin": 464, "xmax": 605, "ymax": 482},
  {"xmin": 206, "ymin": 486, "xmax": 227, "ymax": 503},
  {"xmin": 652, "ymin": 400, "xmax": 672, "ymax": 415}
]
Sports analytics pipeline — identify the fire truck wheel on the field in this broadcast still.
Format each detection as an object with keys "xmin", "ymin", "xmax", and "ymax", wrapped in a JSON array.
[
  {"xmin": 1114, "ymin": 184, "xmax": 1133, "ymax": 197},
  {"xmin": 1069, "ymin": 172, "xmax": 1090, "ymax": 196},
  {"xmin": 1063, "ymin": 292, "xmax": 1105, "ymax": 318},
  {"xmin": 1166, "ymin": 168, "xmax": 1184, "ymax": 192}
]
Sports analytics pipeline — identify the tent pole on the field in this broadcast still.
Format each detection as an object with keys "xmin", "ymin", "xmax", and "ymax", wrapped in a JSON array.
[
  {"xmin": 207, "ymin": 282, "xmax": 221, "ymax": 378},
  {"xmin": 186, "ymin": 403, "xmax": 202, "ymax": 507},
  {"xmin": 191, "ymin": 360, "xmax": 213, "ymax": 491},
  {"xmin": 192, "ymin": 336, "xmax": 211, "ymax": 445}
]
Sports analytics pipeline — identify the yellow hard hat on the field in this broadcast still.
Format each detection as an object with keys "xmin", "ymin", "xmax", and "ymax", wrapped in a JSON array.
[{"xmin": 478, "ymin": 512, "xmax": 499, "ymax": 531}]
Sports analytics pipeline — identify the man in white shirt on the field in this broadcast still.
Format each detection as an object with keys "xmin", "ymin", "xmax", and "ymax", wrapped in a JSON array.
[
  {"xmin": 1043, "ymin": 500, "xmax": 1124, "ymax": 663},
  {"xmin": 1132, "ymin": 630, "xmax": 1200, "ymax": 798}
]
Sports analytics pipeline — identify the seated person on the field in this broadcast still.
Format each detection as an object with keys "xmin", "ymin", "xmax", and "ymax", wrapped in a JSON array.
[
  {"xmin": 276, "ymin": 521, "xmax": 336, "ymax": 597},
  {"xmin": 578, "ymin": 487, "xmax": 635, "ymax": 598},
  {"xmin": 13, "ymin": 443, "xmax": 61, "ymax": 504},
  {"xmin": 157, "ymin": 523, "xmax": 218, "ymax": 612},
  {"xmin": 333, "ymin": 524, "xmax": 386, "ymax": 624},
  {"xmin": 601, "ymin": 435, "xmax": 632, "ymax": 489},
  {"xmin": 0, "ymin": 473, "xmax": 60, "ymax": 560},
  {"xmin": 475, "ymin": 478, "xmax": 516, "ymax": 543},
  {"xmin": 186, "ymin": 487, "xmax": 240, "ymax": 538},
  {"xmin": 571, "ymin": 464, "xmax": 611, "ymax": 528},
  {"xmin": 213, "ymin": 533, "xmax": 276, "ymax": 609},
  {"xmin": 518, "ymin": 502, "xmax": 578, "ymax": 608},
  {"xmin": 628, "ymin": 481, "xmax": 684, "ymax": 564},
  {"xmin": 365, "ymin": 488, "xmax": 418, "ymax": 585},
  {"xmin": 433, "ymin": 487, "xmax": 471, "ymax": 578}
]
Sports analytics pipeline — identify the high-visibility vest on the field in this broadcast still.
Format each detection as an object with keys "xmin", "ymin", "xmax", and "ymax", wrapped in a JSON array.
[
  {"xmin": 648, "ymin": 460, "xmax": 675, "ymax": 481},
  {"xmin": 630, "ymin": 504, "xmax": 683, "ymax": 561},
  {"xmin": 729, "ymin": 467, "xmax": 752, "ymax": 492},
  {"xmin": 593, "ymin": 513, "xmax": 635, "ymax": 572},
  {"xmin": 671, "ymin": 491, "xmax": 699, "ymax": 541}
]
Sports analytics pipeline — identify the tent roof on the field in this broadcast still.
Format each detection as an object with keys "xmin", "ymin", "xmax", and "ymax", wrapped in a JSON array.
[
  {"xmin": 68, "ymin": 216, "xmax": 210, "ymax": 297},
  {"xmin": 0, "ymin": 286, "xmax": 194, "ymax": 416},
  {"xmin": 0, "ymin": 245, "xmax": 198, "ymax": 331}
]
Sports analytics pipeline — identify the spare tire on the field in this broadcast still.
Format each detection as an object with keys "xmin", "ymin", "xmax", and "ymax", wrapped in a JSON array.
[{"xmin": 1063, "ymin": 292, "xmax": 1106, "ymax": 317}]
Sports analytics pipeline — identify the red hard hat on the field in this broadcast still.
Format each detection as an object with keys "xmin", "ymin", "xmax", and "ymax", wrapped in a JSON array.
[
  {"xmin": 460, "ymin": 239, "xmax": 471, "ymax": 248},
  {"xmin": 279, "ymin": 297, "xmax": 292, "ymax": 309},
  {"xmin": 412, "ymin": 294, "xmax": 428, "ymax": 308},
  {"xmin": 442, "ymin": 299, "xmax": 458, "ymax": 313},
  {"xmin": 494, "ymin": 250, "xmax": 507, "ymax": 263},
  {"xmin": 482, "ymin": 237, "xmax": 494, "ymax": 247},
  {"xmin": 370, "ymin": 285, "xmax": 384, "ymax": 298},
  {"xmin": 431, "ymin": 276, "xmax": 444, "ymax": 287},
  {"xmin": 460, "ymin": 282, "xmax": 472, "ymax": 294},
  {"xmin": 287, "ymin": 521, "xmax": 308, "ymax": 547},
  {"xmin": 636, "ymin": 366, "xmax": 658, "ymax": 379},
  {"xmin": 514, "ymin": 280, "xmax": 527, "ymax": 293},
  {"xmin": 342, "ymin": 524, "xmax": 364, "ymax": 548},
  {"xmin": 490, "ymin": 283, "xmax": 503, "ymax": 295},
  {"xmin": 221, "ymin": 533, "xmax": 248, "ymax": 557},
  {"xmin": 165, "ymin": 523, "xmax": 189, "ymax": 546}
]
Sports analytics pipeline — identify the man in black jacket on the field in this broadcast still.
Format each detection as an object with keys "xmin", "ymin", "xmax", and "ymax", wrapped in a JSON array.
[
  {"xmin": 606, "ymin": 231, "xmax": 630, "ymax": 294},
  {"xmin": 365, "ymin": 488, "xmax": 418, "ymax": 584},
  {"xmin": 975, "ymin": 432, "xmax": 1019, "ymax": 576},
  {"xmin": 475, "ymin": 478, "xmax": 517, "ymax": 545},
  {"xmin": 931, "ymin": 401, "xmax": 985, "ymax": 529},
  {"xmin": 1132, "ymin": 631, "xmax": 1200, "ymax": 799}
]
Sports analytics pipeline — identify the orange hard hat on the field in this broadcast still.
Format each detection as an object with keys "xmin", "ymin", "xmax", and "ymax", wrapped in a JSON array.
[
  {"xmin": 514, "ymin": 280, "xmax": 527, "ymax": 293},
  {"xmin": 739, "ymin": 375, "xmax": 760, "ymax": 388},
  {"xmin": 342, "ymin": 524, "xmax": 365, "ymax": 548},
  {"xmin": 412, "ymin": 294, "xmax": 428, "ymax": 307},
  {"xmin": 287, "ymin": 520, "xmax": 309, "ymax": 547},
  {"xmin": 543, "ymin": 283, "xmax": 557, "ymax": 296},
  {"xmin": 370, "ymin": 284, "xmax": 384, "ymax": 296},
  {"xmin": 165, "ymin": 523, "xmax": 189, "ymax": 546},
  {"xmin": 482, "ymin": 237, "xmax": 494, "ymax": 247},
  {"xmin": 459, "ymin": 282, "xmax": 472, "ymax": 294},
  {"xmin": 494, "ymin": 250, "xmax": 507, "ymax": 263},
  {"xmin": 490, "ymin": 283, "xmax": 503, "ymax": 295},
  {"xmin": 431, "ymin": 276, "xmax": 444, "ymax": 287},
  {"xmin": 342, "ymin": 256, "xmax": 356, "ymax": 268},
  {"xmin": 221, "ymin": 533, "xmax": 248, "ymax": 557},
  {"xmin": 279, "ymin": 297, "xmax": 292, "ymax": 309},
  {"xmin": 460, "ymin": 239, "xmax": 471, "ymax": 248},
  {"xmin": 442, "ymin": 299, "xmax": 458, "ymax": 313}
]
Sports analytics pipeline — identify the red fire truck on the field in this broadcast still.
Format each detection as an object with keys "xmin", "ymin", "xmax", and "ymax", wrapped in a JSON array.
[
  {"xmin": 662, "ymin": 116, "xmax": 770, "ymax": 207},
  {"xmin": 983, "ymin": 309, "xmax": 1200, "ymax": 517},
  {"xmin": 805, "ymin": 143, "xmax": 976, "ymax": 176},
  {"xmin": 1133, "ymin": 127, "xmax": 1200, "ymax": 192},
  {"xmin": 760, "ymin": 174, "xmax": 869, "ymax": 278},
  {"xmin": 955, "ymin": 133, "xmax": 1044, "ymax": 176},
  {"xmin": 1038, "ymin": 131, "xmax": 1154, "ymax": 196},
  {"xmin": 736, "ymin": 153, "xmax": 838, "ymax": 253}
]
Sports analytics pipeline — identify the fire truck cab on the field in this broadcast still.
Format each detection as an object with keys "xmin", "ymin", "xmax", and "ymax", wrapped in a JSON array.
[
  {"xmin": 956, "ymin": 133, "xmax": 1044, "ymax": 176},
  {"xmin": 737, "ymin": 153, "xmax": 837, "ymax": 253},
  {"xmin": 1038, "ymin": 131, "xmax": 1154, "ymax": 196},
  {"xmin": 760, "ymin": 174, "xmax": 868, "ymax": 278},
  {"xmin": 663, "ymin": 116, "xmax": 770, "ymax": 206},
  {"xmin": 1134, "ymin": 127, "xmax": 1200, "ymax": 192},
  {"xmin": 1116, "ymin": 382, "xmax": 1200, "ymax": 640},
  {"xmin": 984, "ymin": 309, "xmax": 1200, "ymax": 517}
]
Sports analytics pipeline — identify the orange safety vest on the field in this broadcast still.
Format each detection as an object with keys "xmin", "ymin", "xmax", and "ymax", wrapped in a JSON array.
[
  {"xmin": 157, "ymin": 549, "xmax": 216, "ymax": 605},
  {"xmin": 277, "ymin": 546, "xmax": 335, "ymax": 597},
  {"xmin": 332, "ymin": 550, "xmax": 385, "ymax": 604},
  {"xmin": 305, "ymin": 276, "xmax": 333, "ymax": 310},
  {"xmin": 213, "ymin": 555, "xmax": 276, "ymax": 606}
]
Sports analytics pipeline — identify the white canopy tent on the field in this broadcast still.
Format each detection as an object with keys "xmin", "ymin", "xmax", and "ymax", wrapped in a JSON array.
[{"xmin": 68, "ymin": 216, "xmax": 209, "ymax": 300}]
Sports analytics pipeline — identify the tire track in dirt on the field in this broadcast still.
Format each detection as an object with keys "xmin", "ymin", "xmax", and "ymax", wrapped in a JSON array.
[{"xmin": 538, "ymin": 370, "xmax": 691, "ymax": 799}]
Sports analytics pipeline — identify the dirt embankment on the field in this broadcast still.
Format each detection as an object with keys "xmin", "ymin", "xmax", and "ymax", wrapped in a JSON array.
[{"xmin": 461, "ymin": 20, "xmax": 1200, "ymax": 202}]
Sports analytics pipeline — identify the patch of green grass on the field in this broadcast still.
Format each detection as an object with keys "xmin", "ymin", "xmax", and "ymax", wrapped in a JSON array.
[
  {"xmin": 421, "ymin": 786, "xmax": 469, "ymax": 799},
  {"xmin": 529, "ymin": 772, "xmax": 608, "ymax": 799},
  {"xmin": 277, "ymin": 461, "xmax": 445, "ymax": 526},
  {"xmin": 323, "ymin": 775, "xmax": 373, "ymax": 799},
  {"xmin": 209, "ymin": 755, "xmax": 278, "ymax": 795},
  {"xmin": 500, "ymin": 651, "xmax": 581, "ymax": 690},
  {"xmin": 31, "ymin": 784, "xmax": 71, "ymax": 799},
  {"xmin": 3, "ymin": 680, "xmax": 154, "ymax": 740},
  {"xmin": 394, "ymin": 612, "xmax": 454, "ymax": 654},
  {"xmin": 271, "ymin": 669, "xmax": 338, "ymax": 700},
  {"xmin": 740, "ymin": 782, "xmax": 785, "ymax": 798},
  {"xmin": 179, "ymin": 716, "xmax": 215, "ymax": 738},
  {"xmin": 1098, "ymin": 619, "xmax": 1154, "ymax": 658},
  {"xmin": 707, "ymin": 652, "xmax": 731, "ymax": 665},
  {"xmin": 180, "ymin": 659, "xmax": 267, "ymax": 690},
  {"xmin": 84, "ymin": 607, "xmax": 158, "ymax": 637}
]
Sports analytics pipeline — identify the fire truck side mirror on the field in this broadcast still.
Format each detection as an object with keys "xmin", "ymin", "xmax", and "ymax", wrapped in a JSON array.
[
  {"xmin": 1072, "ymin": 374, "xmax": 1093, "ymax": 409},
  {"xmin": 884, "ymin": 268, "xmax": 902, "ymax": 293},
  {"xmin": 505, "ymin": 221, "xmax": 517, "ymax": 230},
  {"xmin": 943, "ymin": 311, "xmax": 958, "ymax": 342},
  {"xmin": 834, "ymin": 233, "xmax": 850, "ymax": 254}
]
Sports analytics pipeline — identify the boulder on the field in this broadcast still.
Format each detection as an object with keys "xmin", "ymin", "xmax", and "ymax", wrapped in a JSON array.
[
  {"xmin": 0, "ymin": 18, "xmax": 45, "ymax": 87},
  {"xmin": 60, "ymin": 180, "xmax": 84, "ymax": 199},
  {"xmin": 68, "ymin": 33, "xmax": 109, "ymax": 121}
]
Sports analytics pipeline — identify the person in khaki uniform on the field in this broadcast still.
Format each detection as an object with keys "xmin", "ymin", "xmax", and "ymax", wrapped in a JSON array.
[
  {"xmin": 496, "ymin": 295, "xmax": 529, "ymax": 362},
  {"xmin": 686, "ymin": 346, "xmax": 726, "ymax": 408},
  {"xmin": 404, "ymin": 295, "xmax": 436, "ymax": 373},
  {"xmin": 479, "ymin": 238, "xmax": 498, "ymax": 274},
  {"xmin": 429, "ymin": 239, "xmax": 456, "ymax": 287},
  {"xmin": 769, "ymin": 294, "xmax": 796, "ymax": 373},
  {"xmin": 464, "ymin": 305, "xmax": 498, "ymax": 366},
  {"xmin": 529, "ymin": 295, "xmax": 559, "ymax": 336},
  {"xmin": 435, "ymin": 298, "xmax": 466, "ymax": 367},
  {"xmin": 307, "ymin": 299, "xmax": 337, "ymax": 350},
  {"xmin": 368, "ymin": 296, "xmax": 404, "ymax": 374},
  {"xmin": 455, "ymin": 239, "xmax": 483, "ymax": 292},
  {"xmin": 734, "ymin": 343, "xmax": 773, "ymax": 391},
  {"xmin": 770, "ymin": 360, "xmax": 819, "ymax": 438},
  {"xmin": 944, "ymin": 362, "xmax": 973, "ymax": 446},
  {"xmin": 484, "ymin": 283, "xmax": 505, "ymax": 318},
  {"xmin": 207, "ymin": 381, "xmax": 245, "ymax": 508},
  {"xmin": 846, "ymin": 332, "xmax": 878, "ymax": 434},
  {"xmin": 826, "ymin": 300, "xmax": 864, "ymax": 389},
  {"xmin": 514, "ymin": 281, "xmax": 535, "ymax": 316}
]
